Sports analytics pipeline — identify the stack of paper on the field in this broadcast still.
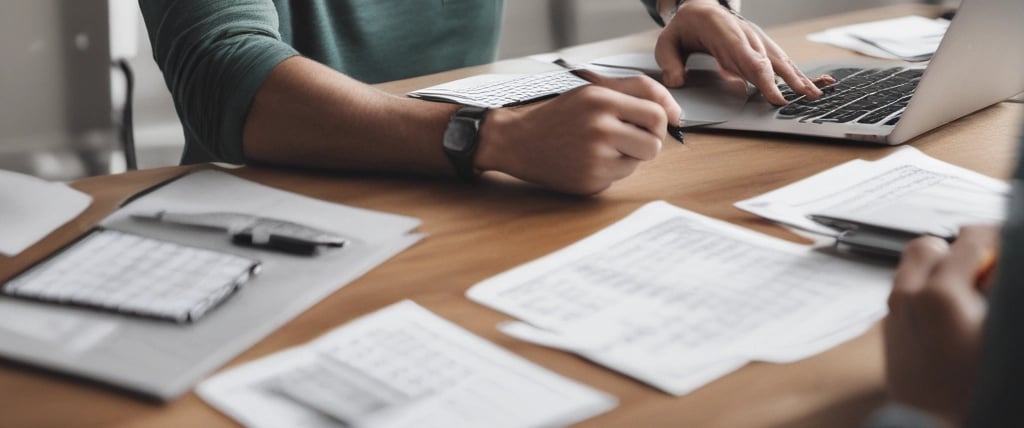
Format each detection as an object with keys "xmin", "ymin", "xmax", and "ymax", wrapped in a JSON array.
[
  {"xmin": 199, "ymin": 301, "xmax": 616, "ymax": 428},
  {"xmin": 735, "ymin": 147, "xmax": 1008, "ymax": 239},
  {"xmin": 808, "ymin": 15, "xmax": 950, "ymax": 61},
  {"xmin": 0, "ymin": 170, "xmax": 426, "ymax": 401},
  {"xmin": 468, "ymin": 201, "xmax": 893, "ymax": 396}
]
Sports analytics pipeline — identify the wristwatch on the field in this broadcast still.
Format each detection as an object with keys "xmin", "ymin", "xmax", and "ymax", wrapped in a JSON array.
[{"xmin": 442, "ymin": 105, "xmax": 489, "ymax": 182}]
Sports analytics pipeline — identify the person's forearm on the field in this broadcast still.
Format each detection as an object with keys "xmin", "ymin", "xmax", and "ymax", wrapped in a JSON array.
[
  {"xmin": 242, "ymin": 53, "xmax": 680, "ymax": 195},
  {"xmin": 243, "ymin": 56, "xmax": 460, "ymax": 176}
]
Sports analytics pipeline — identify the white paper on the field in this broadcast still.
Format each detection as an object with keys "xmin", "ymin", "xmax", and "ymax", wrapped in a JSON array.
[
  {"xmin": 468, "ymin": 201, "xmax": 892, "ymax": 396},
  {"xmin": 735, "ymin": 147, "xmax": 1009, "ymax": 237},
  {"xmin": 0, "ymin": 169, "xmax": 92, "ymax": 256},
  {"xmin": 407, "ymin": 70, "xmax": 589, "ymax": 108},
  {"xmin": 198, "ymin": 301, "xmax": 616, "ymax": 428},
  {"xmin": 0, "ymin": 301, "xmax": 118, "ymax": 354},
  {"xmin": 808, "ymin": 16, "xmax": 949, "ymax": 61}
]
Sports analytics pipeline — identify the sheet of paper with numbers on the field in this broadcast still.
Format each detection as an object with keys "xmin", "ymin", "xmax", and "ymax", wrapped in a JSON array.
[{"xmin": 469, "ymin": 201, "xmax": 893, "ymax": 396}]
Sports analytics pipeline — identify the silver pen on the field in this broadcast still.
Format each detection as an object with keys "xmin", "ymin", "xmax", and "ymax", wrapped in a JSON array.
[{"xmin": 132, "ymin": 210, "xmax": 347, "ymax": 256}]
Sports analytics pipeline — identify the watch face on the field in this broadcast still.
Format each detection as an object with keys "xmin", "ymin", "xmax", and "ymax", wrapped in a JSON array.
[{"xmin": 443, "ymin": 117, "xmax": 479, "ymax": 153}]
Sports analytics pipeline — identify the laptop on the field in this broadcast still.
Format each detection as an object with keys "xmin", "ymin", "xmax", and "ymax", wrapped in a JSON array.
[{"xmin": 600, "ymin": 0, "xmax": 1024, "ymax": 144}]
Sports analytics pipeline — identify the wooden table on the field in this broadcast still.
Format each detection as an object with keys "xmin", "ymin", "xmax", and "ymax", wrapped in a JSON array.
[{"xmin": 3, "ymin": 5, "xmax": 1020, "ymax": 427}]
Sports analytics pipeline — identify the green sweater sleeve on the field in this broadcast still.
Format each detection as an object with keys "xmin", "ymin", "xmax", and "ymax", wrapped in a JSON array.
[{"xmin": 139, "ymin": 0, "xmax": 299, "ymax": 164}]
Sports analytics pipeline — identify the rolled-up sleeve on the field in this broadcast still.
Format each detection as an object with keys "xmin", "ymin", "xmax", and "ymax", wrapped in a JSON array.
[{"xmin": 139, "ymin": 0, "xmax": 299, "ymax": 163}]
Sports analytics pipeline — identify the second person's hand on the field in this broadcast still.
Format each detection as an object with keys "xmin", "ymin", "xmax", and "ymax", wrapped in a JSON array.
[
  {"xmin": 475, "ymin": 72, "xmax": 682, "ymax": 195},
  {"xmin": 884, "ymin": 225, "xmax": 999, "ymax": 425},
  {"xmin": 654, "ymin": 0, "xmax": 823, "ymax": 105}
]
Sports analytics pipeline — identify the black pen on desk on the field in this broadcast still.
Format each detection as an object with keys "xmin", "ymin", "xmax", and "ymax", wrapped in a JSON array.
[
  {"xmin": 132, "ymin": 211, "xmax": 347, "ymax": 256},
  {"xmin": 807, "ymin": 214, "xmax": 953, "ymax": 260},
  {"xmin": 808, "ymin": 214, "xmax": 955, "ymax": 242}
]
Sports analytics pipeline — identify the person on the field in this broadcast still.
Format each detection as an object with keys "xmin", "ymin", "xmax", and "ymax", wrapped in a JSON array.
[
  {"xmin": 883, "ymin": 133, "xmax": 1024, "ymax": 426},
  {"xmin": 139, "ymin": 0, "xmax": 822, "ymax": 195}
]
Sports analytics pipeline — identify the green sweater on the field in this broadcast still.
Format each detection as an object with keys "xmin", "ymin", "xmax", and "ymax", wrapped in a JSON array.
[{"xmin": 140, "ymin": 0, "xmax": 505, "ymax": 164}]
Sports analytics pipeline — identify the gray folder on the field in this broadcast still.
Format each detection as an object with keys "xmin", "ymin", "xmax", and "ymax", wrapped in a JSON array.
[{"xmin": 0, "ymin": 170, "xmax": 422, "ymax": 401}]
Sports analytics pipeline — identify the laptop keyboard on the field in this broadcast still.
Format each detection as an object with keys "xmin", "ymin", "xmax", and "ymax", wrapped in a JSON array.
[{"xmin": 776, "ymin": 67, "xmax": 924, "ymax": 126}]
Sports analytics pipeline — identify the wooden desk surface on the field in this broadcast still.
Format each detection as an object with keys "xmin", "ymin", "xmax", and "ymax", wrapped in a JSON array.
[{"xmin": 3, "ymin": 5, "xmax": 1020, "ymax": 427}]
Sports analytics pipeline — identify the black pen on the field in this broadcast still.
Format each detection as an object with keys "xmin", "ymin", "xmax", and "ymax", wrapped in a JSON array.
[
  {"xmin": 132, "ymin": 211, "xmax": 347, "ymax": 256},
  {"xmin": 808, "ymin": 214, "xmax": 955, "ymax": 242},
  {"xmin": 667, "ymin": 125, "xmax": 686, "ymax": 144},
  {"xmin": 808, "ymin": 214, "xmax": 953, "ymax": 260}
]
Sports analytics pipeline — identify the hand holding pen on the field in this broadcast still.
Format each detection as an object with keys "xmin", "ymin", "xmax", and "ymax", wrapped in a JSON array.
[{"xmin": 572, "ymin": 68, "xmax": 686, "ymax": 143}]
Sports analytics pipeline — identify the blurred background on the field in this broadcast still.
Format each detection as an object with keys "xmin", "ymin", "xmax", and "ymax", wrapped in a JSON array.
[{"xmin": 0, "ymin": 0, "xmax": 948, "ymax": 181}]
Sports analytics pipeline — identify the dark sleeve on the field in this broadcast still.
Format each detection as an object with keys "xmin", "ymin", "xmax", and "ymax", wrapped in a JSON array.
[
  {"xmin": 967, "ymin": 137, "xmax": 1024, "ymax": 427},
  {"xmin": 138, "ymin": 0, "xmax": 299, "ymax": 163},
  {"xmin": 641, "ymin": 0, "xmax": 668, "ymax": 27}
]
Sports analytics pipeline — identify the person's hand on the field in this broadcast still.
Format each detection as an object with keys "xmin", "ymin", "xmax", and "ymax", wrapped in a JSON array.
[
  {"xmin": 884, "ymin": 225, "xmax": 999, "ymax": 424},
  {"xmin": 475, "ymin": 72, "xmax": 681, "ymax": 195},
  {"xmin": 654, "ymin": 0, "xmax": 823, "ymax": 105}
]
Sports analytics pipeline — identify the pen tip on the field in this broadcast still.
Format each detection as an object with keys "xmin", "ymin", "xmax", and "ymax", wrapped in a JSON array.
[{"xmin": 668, "ymin": 126, "xmax": 685, "ymax": 143}]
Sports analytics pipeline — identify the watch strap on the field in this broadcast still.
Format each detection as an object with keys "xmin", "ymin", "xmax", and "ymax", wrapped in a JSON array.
[{"xmin": 443, "ymin": 106, "xmax": 489, "ymax": 183}]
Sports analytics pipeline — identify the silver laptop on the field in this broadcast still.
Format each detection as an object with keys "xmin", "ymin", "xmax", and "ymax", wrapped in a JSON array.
[{"xmin": 681, "ymin": 0, "xmax": 1024, "ymax": 144}]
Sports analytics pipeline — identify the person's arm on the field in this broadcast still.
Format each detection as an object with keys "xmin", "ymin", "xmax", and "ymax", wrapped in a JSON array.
[
  {"xmin": 139, "ymin": 0, "xmax": 299, "ymax": 163},
  {"xmin": 244, "ymin": 58, "xmax": 680, "ymax": 195},
  {"xmin": 143, "ymin": 1, "xmax": 681, "ymax": 195},
  {"xmin": 640, "ymin": 0, "xmax": 822, "ymax": 105},
  {"xmin": 884, "ymin": 226, "xmax": 997, "ymax": 425}
]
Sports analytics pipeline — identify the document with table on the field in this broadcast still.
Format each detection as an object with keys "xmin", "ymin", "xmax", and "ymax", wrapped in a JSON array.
[
  {"xmin": 735, "ymin": 147, "xmax": 1008, "ymax": 255},
  {"xmin": 198, "ymin": 300, "xmax": 616, "ymax": 428},
  {"xmin": 468, "ymin": 201, "xmax": 893, "ymax": 396}
]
